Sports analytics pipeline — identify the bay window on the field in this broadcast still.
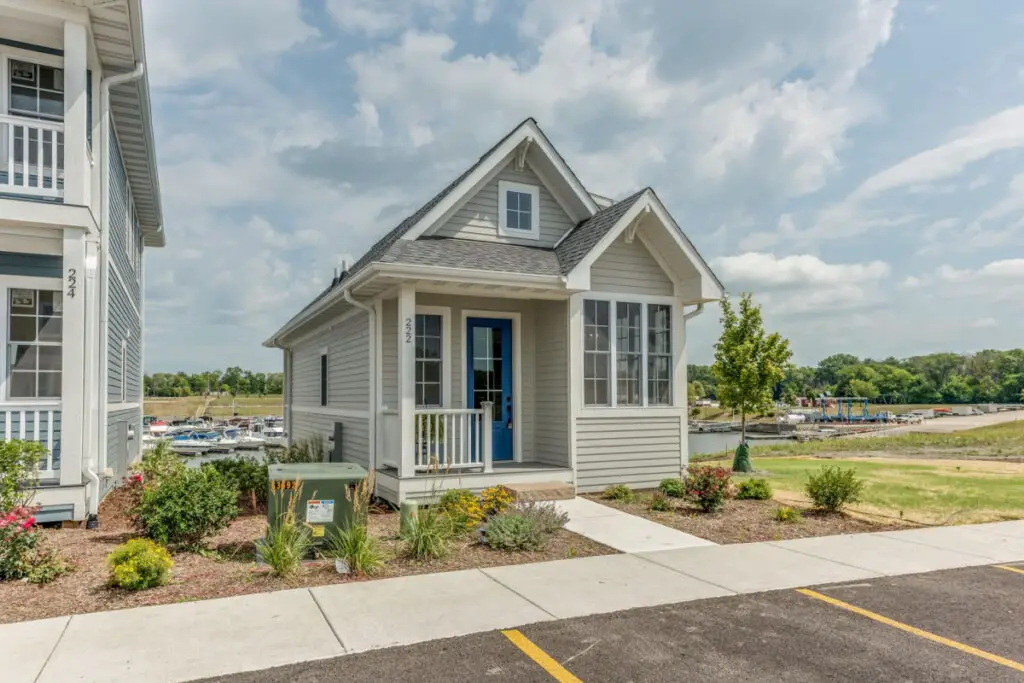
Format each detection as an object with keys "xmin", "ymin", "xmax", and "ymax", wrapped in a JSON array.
[
  {"xmin": 8, "ymin": 289, "xmax": 62, "ymax": 399},
  {"xmin": 583, "ymin": 298, "xmax": 674, "ymax": 408}
]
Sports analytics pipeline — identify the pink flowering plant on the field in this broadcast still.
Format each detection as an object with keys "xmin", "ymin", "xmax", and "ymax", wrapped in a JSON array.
[
  {"xmin": 684, "ymin": 465, "xmax": 733, "ymax": 513},
  {"xmin": 0, "ymin": 505, "xmax": 41, "ymax": 580}
]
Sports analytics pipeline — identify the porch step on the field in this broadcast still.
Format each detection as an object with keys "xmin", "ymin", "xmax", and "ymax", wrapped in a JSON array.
[{"xmin": 504, "ymin": 481, "xmax": 575, "ymax": 503}]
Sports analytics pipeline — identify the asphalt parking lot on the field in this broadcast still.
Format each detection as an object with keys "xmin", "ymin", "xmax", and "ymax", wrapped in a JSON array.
[{"xmin": 201, "ymin": 563, "xmax": 1024, "ymax": 682}]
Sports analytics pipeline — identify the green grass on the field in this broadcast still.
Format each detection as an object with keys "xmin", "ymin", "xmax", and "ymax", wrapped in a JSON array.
[
  {"xmin": 144, "ymin": 395, "xmax": 283, "ymax": 419},
  {"xmin": 733, "ymin": 457, "xmax": 1024, "ymax": 525}
]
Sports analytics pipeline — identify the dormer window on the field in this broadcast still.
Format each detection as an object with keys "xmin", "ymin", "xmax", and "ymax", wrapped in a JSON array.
[{"xmin": 498, "ymin": 180, "xmax": 540, "ymax": 240}]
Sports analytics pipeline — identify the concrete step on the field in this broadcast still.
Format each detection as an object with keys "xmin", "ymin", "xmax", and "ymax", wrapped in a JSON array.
[{"xmin": 504, "ymin": 481, "xmax": 575, "ymax": 502}]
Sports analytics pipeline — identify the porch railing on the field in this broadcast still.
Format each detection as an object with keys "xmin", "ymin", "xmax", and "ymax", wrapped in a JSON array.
[
  {"xmin": 414, "ymin": 403, "xmax": 493, "ymax": 473},
  {"xmin": 0, "ymin": 404, "xmax": 62, "ymax": 477},
  {"xmin": 0, "ymin": 114, "xmax": 64, "ymax": 200}
]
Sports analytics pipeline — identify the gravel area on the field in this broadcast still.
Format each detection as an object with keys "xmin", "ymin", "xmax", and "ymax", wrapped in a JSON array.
[
  {"xmin": 583, "ymin": 493, "xmax": 909, "ymax": 545},
  {"xmin": 0, "ymin": 489, "xmax": 614, "ymax": 624}
]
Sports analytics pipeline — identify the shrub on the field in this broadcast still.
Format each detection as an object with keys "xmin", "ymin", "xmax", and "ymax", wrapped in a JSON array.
[
  {"xmin": 204, "ymin": 456, "xmax": 268, "ymax": 510},
  {"xmin": 278, "ymin": 435, "xmax": 326, "ymax": 464},
  {"xmin": 658, "ymin": 478, "xmax": 684, "ymax": 498},
  {"xmin": 256, "ymin": 487, "xmax": 312, "ymax": 578},
  {"xmin": 516, "ymin": 501, "xmax": 569, "ymax": 534},
  {"xmin": 107, "ymin": 539, "xmax": 173, "ymax": 590},
  {"xmin": 27, "ymin": 547, "xmax": 71, "ymax": 585},
  {"xmin": 602, "ymin": 484, "xmax": 634, "ymax": 503},
  {"xmin": 136, "ymin": 467, "xmax": 239, "ymax": 549},
  {"xmin": 484, "ymin": 512, "xmax": 545, "ymax": 551},
  {"xmin": 805, "ymin": 465, "xmax": 864, "ymax": 513},
  {"xmin": 736, "ymin": 478, "xmax": 773, "ymax": 501},
  {"xmin": 136, "ymin": 441, "xmax": 184, "ymax": 485},
  {"xmin": 480, "ymin": 486, "xmax": 515, "ymax": 516},
  {"xmin": 0, "ymin": 506, "xmax": 40, "ymax": 580},
  {"xmin": 774, "ymin": 506, "xmax": 802, "ymax": 523},
  {"xmin": 438, "ymin": 489, "xmax": 485, "ymax": 534},
  {"xmin": 648, "ymin": 491, "xmax": 672, "ymax": 512},
  {"xmin": 685, "ymin": 465, "xmax": 732, "ymax": 513},
  {"xmin": 326, "ymin": 524, "xmax": 386, "ymax": 576},
  {"xmin": 402, "ymin": 504, "xmax": 453, "ymax": 559},
  {"xmin": 0, "ymin": 440, "xmax": 45, "ymax": 511}
]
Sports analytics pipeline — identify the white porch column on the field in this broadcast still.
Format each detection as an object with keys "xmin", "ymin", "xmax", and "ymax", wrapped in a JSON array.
[
  {"xmin": 63, "ymin": 20, "xmax": 90, "ymax": 206},
  {"xmin": 60, "ymin": 231, "xmax": 86, "ymax": 487},
  {"xmin": 397, "ymin": 283, "xmax": 416, "ymax": 477},
  {"xmin": 566, "ymin": 294, "xmax": 583, "ymax": 482}
]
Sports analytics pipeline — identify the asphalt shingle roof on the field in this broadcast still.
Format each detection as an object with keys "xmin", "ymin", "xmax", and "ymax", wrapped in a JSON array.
[
  {"xmin": 554, "ymin": 188, "xmax": 648, "ymax": 274},
  {"xmin": 381, "ymin": 237, "xmax": 561, "ymax": 276}
]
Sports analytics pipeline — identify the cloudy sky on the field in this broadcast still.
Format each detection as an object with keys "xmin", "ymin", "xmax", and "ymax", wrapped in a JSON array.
[{"xmin": 141, "ymin": 0, "xmax": 1024, "ymax": 373}]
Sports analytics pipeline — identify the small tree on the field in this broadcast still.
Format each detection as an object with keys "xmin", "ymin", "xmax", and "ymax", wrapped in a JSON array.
[{"xmin": 711, "ymin": 294, "xmax": 792, "ymax": 471}]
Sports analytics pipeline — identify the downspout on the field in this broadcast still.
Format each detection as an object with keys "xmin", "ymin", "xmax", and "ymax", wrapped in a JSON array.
[
  {"xmin": 683, "ymin": 302, "xmax": 705, "ymax": 321},
  {"xmin": 342, "ymin": 289, "xmax": 376, "ymax": 472},
  {"xmin": 90, "ymin": 62, "xmax": 145, "ymax": 517}
]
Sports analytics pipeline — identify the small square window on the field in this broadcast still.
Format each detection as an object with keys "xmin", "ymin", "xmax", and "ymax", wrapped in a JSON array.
[{"xmin": 498, "ymin": 181, "xmax": 540, "ymax": 239}]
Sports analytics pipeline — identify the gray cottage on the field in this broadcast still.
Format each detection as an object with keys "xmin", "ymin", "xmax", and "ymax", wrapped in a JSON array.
[
  {"xmin": 266, "ymin": 119, "xmax": 722, "ymax": 503},
  {"xmin": 0, "ymin": 0, "xmax": 164, "ymax": 521}
]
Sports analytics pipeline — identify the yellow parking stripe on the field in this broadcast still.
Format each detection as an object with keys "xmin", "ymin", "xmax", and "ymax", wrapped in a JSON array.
[
  {"xmin": 995, "ymin": 565, "xmax": 1024, "ymax": 576},
  {"xmin": 797, "ymin": 589, "xmax": 1024, "ymax": 673},
  {"xmin": 502, "ymin": 629, "xmax": 583, "ymax": 683}
]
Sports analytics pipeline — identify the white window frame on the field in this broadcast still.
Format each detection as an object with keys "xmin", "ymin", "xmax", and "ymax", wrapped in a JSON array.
[
  {"xmin": 497, "ymin": 180, "xmax": 540, "ymax": 240},
  {"xmin": 3, "ymin": 54, "xmax": 65, "ymax": 122},
  {"xmin": 413, "ymin": 306, "xmax": 450, "ymax": 409},
  {"xmin": 4, "ymin": 283, "xmax": 64, "ymax": 402},
  {"xmin": 581, "ymin": 294, "xmax": 676, "ymax": 409}
]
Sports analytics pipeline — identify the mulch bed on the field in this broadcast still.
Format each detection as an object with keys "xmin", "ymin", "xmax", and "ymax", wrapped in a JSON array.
[
  {"xmin": 0, "ymin": 488, "xmax": 614, "ymax": 624},
  {"xmin": 583, "ymin": 493, "xmax": 909, "ymax": 545}
]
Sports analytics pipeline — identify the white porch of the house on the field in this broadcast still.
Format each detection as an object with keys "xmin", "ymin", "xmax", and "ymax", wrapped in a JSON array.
[{"xmin": 372, "ymin": 283, "xmax": 573, "ymax": 503}]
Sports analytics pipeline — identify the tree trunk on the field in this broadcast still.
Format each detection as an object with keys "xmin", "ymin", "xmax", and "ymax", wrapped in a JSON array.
[{"xmin": 741, "ymin": 410, "xmax": 747, "ymax": 443}]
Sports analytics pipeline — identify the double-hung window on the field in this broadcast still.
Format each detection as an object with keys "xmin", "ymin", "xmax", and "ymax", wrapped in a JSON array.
[
  {"xmin": 583, "ymin": 298, "xmax": 674, "ymax": 407},
  {"xmin": 7, "ymin": 289, "xmax": 62, "ymax": 399},
  {"xmin": 415, "ymin": 314, "xmax": 442, "ymax": 407},
  {"xmin": 497, "ymin": 181, "xmax": 540, "ymax": 240}
]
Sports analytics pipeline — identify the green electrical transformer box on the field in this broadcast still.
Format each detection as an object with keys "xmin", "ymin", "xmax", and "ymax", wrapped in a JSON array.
[{"xmin": 267, "ymin": 463, "xmax": 368, "ymax": 543}]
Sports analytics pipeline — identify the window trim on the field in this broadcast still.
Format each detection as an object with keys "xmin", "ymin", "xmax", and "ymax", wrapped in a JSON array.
[
  {"xmin": 581, "ymin": 294, "xmax": 676, "ymax": 409},
  {"xmin": 5, "ymin": 285, "xmax": 64, "ymax": 402},
  {"xmin": 319, "ymin": 347, "xmax": 328, "ymax": 407},
  {"xmin": 497, "ymin": 180, "xmax": 540, "ymax": 240},
  {"xmin": 414, "ymin": 306, "xmax": 451, "ymax": 409}
]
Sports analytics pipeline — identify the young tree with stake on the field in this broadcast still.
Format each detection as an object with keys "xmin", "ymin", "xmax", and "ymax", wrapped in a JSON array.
[{"xmin": 711, "ymin": 293, "xmax": 792, "ymax": 472}]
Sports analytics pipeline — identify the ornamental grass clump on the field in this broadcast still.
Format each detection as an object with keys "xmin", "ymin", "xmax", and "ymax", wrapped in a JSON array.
[
  {"xmin": 326, "ymin": 524, "xmax": 386, "ymax": 576},
  {"xmin": 402, "ymin": 503, "xmax": 453, "ymax": 560},
  {"xmin": 256, "ymin": 483, "xmax": 312, "ymax": 578},
  {"xmin": 685, "ymin": 465, "xmax": 733, "ymax": 513}
]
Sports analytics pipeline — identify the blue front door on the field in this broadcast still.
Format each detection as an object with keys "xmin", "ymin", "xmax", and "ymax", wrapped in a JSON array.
[{"xmin": 466, "ymin": 317, "xmax": 513, "ymax": 461}]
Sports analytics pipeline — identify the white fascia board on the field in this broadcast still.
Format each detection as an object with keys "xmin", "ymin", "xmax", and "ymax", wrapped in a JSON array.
[
  {"xmin": 402, "ymin": 120, "xmax": 597, "ymax": 242},
  {"xmin": 374, "ymin": 262, "xmax": 563, "ymax": 288},
  {"xmin": 0, "ymin": 198, "xmax": 99, "ymax": 234},
  {"xmin": 645, "ymin": 195, "xmax": 726, "ymax": 300}
]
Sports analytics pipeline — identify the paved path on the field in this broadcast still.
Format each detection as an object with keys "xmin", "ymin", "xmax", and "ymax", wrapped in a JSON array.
[
  {"xmin": 555, "ymin": 497, "xmax": 714, "ymax": 552},
  {"xmin": 4, "ymin": 520, "xmax": 1024, "ymax": 683}
]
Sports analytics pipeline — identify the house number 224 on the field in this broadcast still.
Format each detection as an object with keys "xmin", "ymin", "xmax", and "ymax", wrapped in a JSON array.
[
  {"xmin": 66, "ymin": 268, "xmax": 77, "ymax": 299},
  {"xmin": 404, "ymin": 317, "xmax": 413, "ymax": 343}
]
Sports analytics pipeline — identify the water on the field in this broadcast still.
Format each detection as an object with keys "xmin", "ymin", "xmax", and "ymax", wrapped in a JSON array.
[{"xmin": 688, "ymin": 431, "xmax": 793, "ymax": 458}]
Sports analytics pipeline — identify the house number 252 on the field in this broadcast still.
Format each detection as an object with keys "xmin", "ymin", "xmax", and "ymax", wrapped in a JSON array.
[
  {"xmin": 404, "ymin": 317, "xmax": 413, "ymax": 343},
  {"xmin": 66, "ymin": 268, "xmax": 77, "ymax": 299}
]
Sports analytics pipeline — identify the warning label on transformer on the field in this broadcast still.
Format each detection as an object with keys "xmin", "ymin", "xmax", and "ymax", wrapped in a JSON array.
[{"xmin": 306, "ymin": 499, "xmax": 334, "ymax": 524}]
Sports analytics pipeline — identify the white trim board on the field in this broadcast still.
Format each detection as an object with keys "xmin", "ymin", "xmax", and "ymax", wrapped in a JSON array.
[
  {"xmin": 107, "ymin": 402, "xmax": 141, "ymax": 412},
  {"xmin": 291, "ymin": 405, "xmax": 370, "ymax": 420}
]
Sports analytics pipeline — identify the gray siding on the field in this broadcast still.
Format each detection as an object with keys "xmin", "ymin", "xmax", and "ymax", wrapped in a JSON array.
[
  {"xmin": 534, "ymin": 300, "xmax": 569, "ymax": 467},
  {"xmin": 106, "ymin": 408, "xmax": 141, "ymax": 493},
  {"xmin": 591, "ymin": 236, "xmax": 674, "ymax": 296},
  {"xmin": 432, "ymin": 162, "xmax": 574, "ymax": 248},
  {"xmin": 291, "ymin": 311, "xmax": 370, "ymax": 410},
  {"xmin": 106, "ymin": 124, "xmax": 143, "ymax": 401},
  {"xmin": 381, "ymin": 299, "xmax": 397, "ymax": 408},
  {"xmin": 290, "ymin": 411, "xmax": 370, "ymax": 470},
  {"xmin": 0, "ymin": 252, "xmax": 62, "ymax": 278},
  {"xmin": 575, "ymin": 414, "xmax": 685, "ymax": 491}
]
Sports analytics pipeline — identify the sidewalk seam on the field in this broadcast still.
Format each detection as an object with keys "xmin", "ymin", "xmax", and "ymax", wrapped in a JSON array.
[
  {"xmin": 875, "ymin": 532, "xmax": 1003, "ymax": 561},
  {"xmin": 478, "ymin": 569, "xmax": 559, "ymax": 620},
  {"xmin": 630, "ymin": 553, "xmax": 738, "ymax": 594},
  {"xmin": 764, "ymin": 542, "xmax": 882, "ymax": 573},
  {"xmin": 32, "ymin": 615, "xmax": 72, "ymax": 683},
  {"xmin": 307, "ymin": 589, "xmax": 349, "ymax": 653}
]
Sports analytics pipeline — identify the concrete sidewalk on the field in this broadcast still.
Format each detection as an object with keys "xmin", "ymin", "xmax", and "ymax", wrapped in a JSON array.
[
  {"xmin": 556, "ymin": 496, "xmax": 715, "ymax": 552},
  {"xmin": 5, "ymin": 521, "xmax": 1024, "ymax": 683}
]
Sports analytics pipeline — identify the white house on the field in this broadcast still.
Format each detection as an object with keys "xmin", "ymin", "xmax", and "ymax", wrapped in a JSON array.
[
  {"xmin": 266, "ymin": 119, "xmax": 722, "ymax": 503},
  {"xmin": 0, "ymin": 0, "xmax": 164, "ymax": 521}
]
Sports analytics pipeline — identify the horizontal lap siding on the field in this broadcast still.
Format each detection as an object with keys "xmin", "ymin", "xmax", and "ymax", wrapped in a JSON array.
[
  {"xmin": 0, "ymin": 252, "xmax": 62, "ymax": 277},
  {"xmin": 433, "ymin": 163, "xmax": 574, "ymax": 248},
  {"xmin": 591, "ymin": 237, "xmax": 674, "ymax": 296},
  {"xmin": 291, "ymin": 311, "xmax": 369, "ymax": 410},
  {"xmin": 575, "ymin": 415, "xmax": 684, "ymax": 491},
  {"xmin": 106, "ymin": 408, "xmax": 141, "ymax": 493},
  {"xmin": 290, "ymin": 412, "xmax": 370, "ymax": 470},
  {"xmin": 381, "ymin": 299, "xmax": 397, "ymax": 408},
  {"xmin": 534, "ymin": 300, "xmax": 568, "ymax": 467}
]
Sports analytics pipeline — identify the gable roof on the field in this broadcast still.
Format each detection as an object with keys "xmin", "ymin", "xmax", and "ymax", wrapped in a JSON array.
[
  {"xmin": 382, "ymin": 237, "xmax": 561, "ymax": 276},
  {"xmin": 554, "ymin": 188, "xmax": 648, "ymax": 274}
]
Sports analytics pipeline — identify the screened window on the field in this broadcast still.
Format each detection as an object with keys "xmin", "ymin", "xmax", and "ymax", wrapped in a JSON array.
[
  {"xmin": 647, "ymin": 304, "xmax": 672, "ymax": 405},
  {"xmin": 319, "ymin": 352, "xmax": 328, "ymax": 406},
  {"xmin": 583, "ymin": 300, "xmax": 610, "ymax": 406},
  {"xmin": 616, "ymin": 302, "xmax": 642, "ymax": 406},
  {"xmin": 8, "ymin": 289, "xmax": 62, "ymax": 399},
  {"xmin": 415, "ymin": 314, "xmax": 442, "ymax": 407}
]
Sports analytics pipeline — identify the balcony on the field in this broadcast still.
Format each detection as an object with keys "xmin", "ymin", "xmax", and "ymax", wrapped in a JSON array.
[{"xmin": 0, "ymin": 114, "xmax": 65, "ymax": 201}]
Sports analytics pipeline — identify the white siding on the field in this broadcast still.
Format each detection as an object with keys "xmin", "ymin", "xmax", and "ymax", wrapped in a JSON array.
[
  {"xmin": 575, "ymin": 414, "xmax": 685, "ymax": 491},
  {"xmin": 534, "ymin": 300, "xmax": 569, "ymax": 467},
  {"xmin": 432, "ymin": 162, "xmax": 574, "ymax": 248},
  {"xmin": 381, "ymin": 299, "xmax": 397, "ymax": 408},
  {"xmin": 290, "ymin": 411, "xmax": 371, "ymax": 470},
  {"xmin": 292, "ymin": 311, "xmax": 369, "ymax": 410},
  {"xmin": 591, "ymin": 236, "xmax": 674, "ymax": 296}
]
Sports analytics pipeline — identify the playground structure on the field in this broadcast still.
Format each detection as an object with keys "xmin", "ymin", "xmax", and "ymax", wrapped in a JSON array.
[{"xmin": 818, "ymin": 396, "xmax": 892, "ymax": 424}]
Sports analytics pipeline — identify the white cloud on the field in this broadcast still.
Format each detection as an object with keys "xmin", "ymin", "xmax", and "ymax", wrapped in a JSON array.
[
  {"xmin": 938, "ymin": 259, "xmax": 1024, "ymax": 282},
  {"xmin": 713, "ymin": 253, "xmax": 891, "ymax": 287},
  {"xmin": 971, "ymin": 317, "xmax": 997, "ymax": 328}
]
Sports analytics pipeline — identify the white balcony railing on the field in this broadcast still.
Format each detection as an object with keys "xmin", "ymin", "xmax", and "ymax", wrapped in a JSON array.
[
  {"xmin": 414, "ymin": 404, "xmax": 493, "ymax": 472},
  {"xmin": 1, "ymin": 404, "xmax": 61, "ymax": 477},
  {"xmin": 0, "ymin": 114, "xmax": 64, "ymax": 199}
]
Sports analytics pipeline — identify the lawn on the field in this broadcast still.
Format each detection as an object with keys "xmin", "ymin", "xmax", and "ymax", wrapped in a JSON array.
[
  {"xmin": 724, "ymin": 456, "xmax": 1024, "ymax": 526},
  {"xmin": 144, "ymin": 395, "xmax": 284, "ymax": 419}
]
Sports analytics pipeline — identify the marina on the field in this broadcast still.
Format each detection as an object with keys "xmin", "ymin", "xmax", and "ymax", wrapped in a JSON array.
[{"xmin": 142, "ymin": 415, "xmax": 285, "ymax": 456}]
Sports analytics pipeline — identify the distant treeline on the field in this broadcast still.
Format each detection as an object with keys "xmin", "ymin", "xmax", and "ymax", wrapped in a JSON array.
[
  {"xmin": 144, "ymin": 367, "xmax": 283, "ymax": 397},
  {"xmin": 689, "ymin": 349, "xmax": 1024, "ymax": 405}
]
